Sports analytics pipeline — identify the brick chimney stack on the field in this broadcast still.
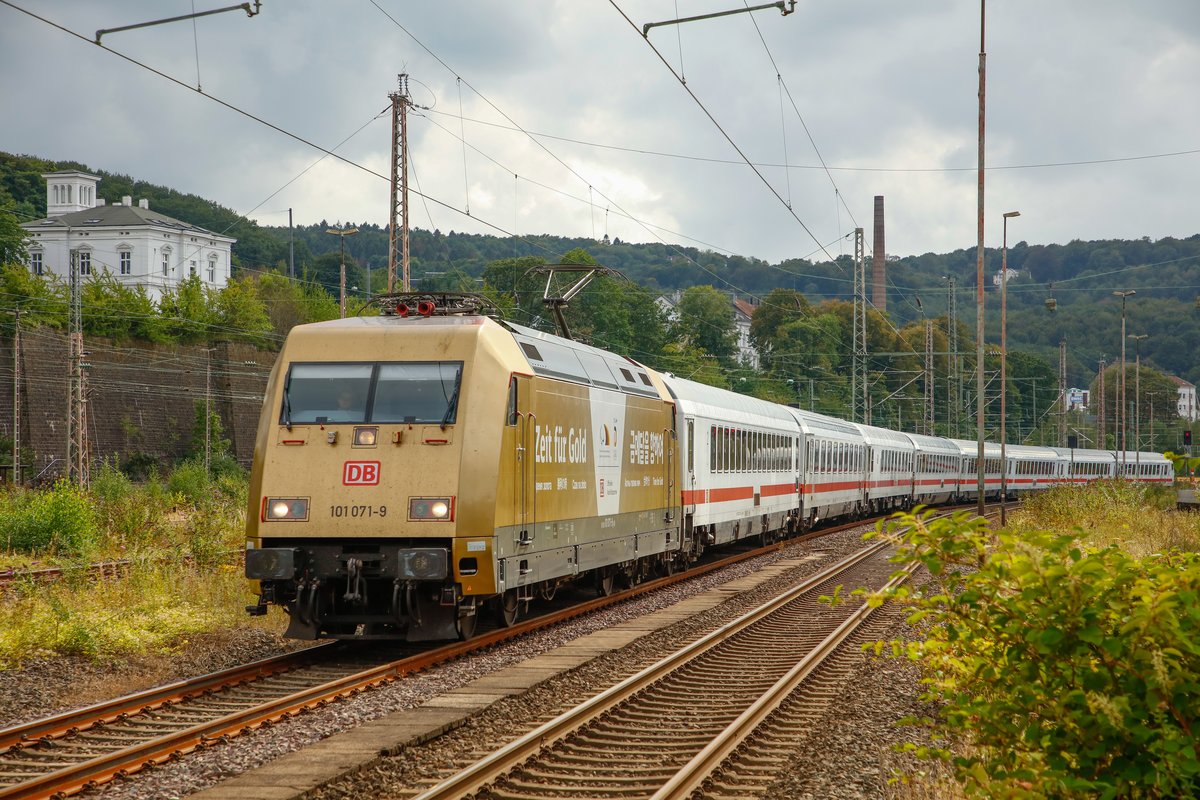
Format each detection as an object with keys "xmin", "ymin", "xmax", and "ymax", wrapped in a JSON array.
[{"xmin": 872, "ymin": 195, "xmax": 886, "ymax": 311}]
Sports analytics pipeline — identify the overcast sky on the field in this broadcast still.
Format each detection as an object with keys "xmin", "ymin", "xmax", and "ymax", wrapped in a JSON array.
[{"xmin": 3, "ymin": 1, "xmax": 1198, "ymax": 269}]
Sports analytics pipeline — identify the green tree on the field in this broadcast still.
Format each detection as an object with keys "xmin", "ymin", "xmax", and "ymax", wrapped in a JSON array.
[
  {"xmin": 482, "ymin": 255, "xmax": 550, "ymax": 329},
  {"xmin": 158, "ymin": 273, "xmax": 214, "ymax": 342},
  {"xmin": 189, "ymin": 399, "xmax": 232, "ymax": 464},
  {"xmin": 82, "ymin": 270, "xmax": 162, "ymax": 342},
  {"xmin": 749, "ymin": 287, "xmax": 812, "ymax": 367},
  {"xmin": 210, "ymin": 275, "xmax": 274, "ymax": 345},
  {"xmin": 0, "ymin": 262, "xmax": 66, "ymax": 328},
  {"xmin": 0, "ymin": 196, "xmax": 28, "ymax": 265},
  {"xmin": 674, "ymin": 285, "xmax": 737, "ymax": 365}
]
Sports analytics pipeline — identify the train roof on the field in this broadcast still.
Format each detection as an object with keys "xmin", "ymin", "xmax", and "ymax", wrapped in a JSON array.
[
  {"xmin": 853, "ymin": 422, "xmax": 915, "ymax": 448},
  {"xmin": 948, "ymin": 438, "xmax": 1003, "ymax": 458},
  {"xmin": 1049, "ymin": 447, "xmax": 1114, "ymax": 462},
  {"xmin": 502, "ymin": 321, "xmax": 661, "ymax": 399},
  {"xmin": 1112, "ymin": 450, "xmax": 1172, "ymax": 464},
  {"xmin": 785, "ymin": 407, "xmax": 865, "ymax": 440},
  {"xmin": 904, "ymin": 431, "xmax": 962, "ymax": 454},
  {"xmin": 1003, "ymin": 444, "xmax": 1061, "ymax": 460},
  {"xmin": 658, "ymin": 373, "xmax": 798, "ymax": 427}
]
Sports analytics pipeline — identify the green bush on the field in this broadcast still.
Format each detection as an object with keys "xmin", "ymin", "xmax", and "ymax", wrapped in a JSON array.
[
  {"xmin": 167, "ymin": 459, "xmax": 214, "ymax": 506},
  {"xmin": 0, "ymin": 480, "xmax": 99, "ymax": 556},
  {"xmin": 89, "ymin": 461, "xmax": 172, "ymax": 552},
  {"xmin": 870, "ymin": 510, "xmax": 1200, "ymax": 798},
  {"xmin": 90, "ymin": 460, "xmax": 134, "ymax": 506}
]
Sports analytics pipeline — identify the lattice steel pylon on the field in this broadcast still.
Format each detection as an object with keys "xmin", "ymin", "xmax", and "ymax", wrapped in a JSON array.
[
  {"xmin": 388, "ymin": 74, "xmax": 412, "ymax": 293},
  {"xmin": 853, "ymin": 228, "xmax": 867, "ymax": 423},
  {"xmin": 66, "ymin": 249, "xmax": 88, "ymax": 485}
]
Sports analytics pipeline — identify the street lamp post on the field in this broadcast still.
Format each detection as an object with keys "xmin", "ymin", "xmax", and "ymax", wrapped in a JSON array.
[
  {"xmin": 999, "ymin": 211, "xmax": 1019, "ymax": 526},
  {"xmin": 1129, "ymin": 334, "xmax": 1147, "ymax": 467},
  {"xmin": 326, "ymin": 223, "xmax": 360, "ymax": 318},
  {"xmin": 1113, "ymin": 290, "xmax": 1135, "ymax": 472}
]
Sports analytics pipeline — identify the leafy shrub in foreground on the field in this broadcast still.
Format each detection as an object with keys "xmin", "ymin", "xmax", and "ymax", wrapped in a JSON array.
[
  {"xmin": 0, "ymin": 480, "xmax": 99, "ymax": 556},
  {"xmin": 869, "ymin": 509, "xmax": 1200, "ymax": 799}
]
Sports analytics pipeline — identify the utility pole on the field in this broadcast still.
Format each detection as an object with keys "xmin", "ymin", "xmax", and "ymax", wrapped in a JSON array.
[
  {"xmin": 288, "ymin": 207, "xmax": 295, "ymax": 279},
  {"xmin": 925, "ymin": 319, "xmax": 935, "ymax": 435},
  {"xmin": 11, "ymin": 308, "xmax": 19, "ymax": 484},
  {"xmin": 1130, "ymin": 334, "xmax": 1147, "ymax": 465},
  {"xmin": 947, "ymin": 276, "xmax": 958, "ymax": 438},
  {"xmin": 1058, "ymin": 339, "xmax": 1067, "ymax": 447},
  {"xmin": 853, "ymin": 227, "xmax": 866, "ymax": 424},
  {"xmin": 975, "ymin": 0, "xmax": 988, "ymax": 517},
  {"xmin": 326, "ymin": 224, "xmax": 359, "ymax": 318},
  {"xmin": 1097, "ymin": 359, "xmax": 1106, "ymax": 449},
  {"xmin": 388, "ymin": 74, "xmax": 412, "ymax": 293}
]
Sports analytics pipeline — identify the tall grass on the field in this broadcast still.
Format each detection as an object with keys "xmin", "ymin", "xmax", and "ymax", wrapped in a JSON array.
[
  {"xmin": 1011, "ymin": 479, "xmax": 1199, "ymax": 556},
  {"xmin": 0, "ymin": 562, "xmax": 280, "ymax": 668},
  {"xmin": 0, "ymin": 461, "xmax": 261, "ymax": 665}
]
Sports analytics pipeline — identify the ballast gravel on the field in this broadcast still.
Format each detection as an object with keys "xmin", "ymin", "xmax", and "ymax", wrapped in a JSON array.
[{"xmin": 2, "ymin": 526, "xmax": 953, "ymax": 800}]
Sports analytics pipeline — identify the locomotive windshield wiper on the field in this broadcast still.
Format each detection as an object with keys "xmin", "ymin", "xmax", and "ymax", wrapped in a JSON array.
[
  {"xmin": 440, "ymin": 368, "xmax": 462, "ymax": 431},
  {"xmin": 283, "ymin": 374, "xmax": 293, "ymax": 430}
]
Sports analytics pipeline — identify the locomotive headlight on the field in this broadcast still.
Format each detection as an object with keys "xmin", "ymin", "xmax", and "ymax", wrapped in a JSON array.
[
  {"xmin": 409, "ymin": 496, "xmax": 454, "ymax": 521},
  {"xmin": 263, "ymin": 497, "xmax": 309, "ymax": 521},
  {"xmin": 353, "ymin": 426, "xmax": 378, "ymax": 447}
]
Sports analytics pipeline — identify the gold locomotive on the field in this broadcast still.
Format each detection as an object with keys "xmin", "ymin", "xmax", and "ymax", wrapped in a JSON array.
[{"xmin": 245, "ymin": 294, "xmax": 677, "ymax": 640}]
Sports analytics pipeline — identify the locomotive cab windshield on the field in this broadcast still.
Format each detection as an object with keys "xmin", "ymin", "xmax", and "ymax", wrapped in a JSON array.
[{"xmin": 281, "ymin": 361, "xmax": 463, "ymax": 425}]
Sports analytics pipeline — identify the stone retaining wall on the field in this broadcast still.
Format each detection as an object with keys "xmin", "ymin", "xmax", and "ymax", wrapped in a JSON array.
[{"xmin": 0, "ymin": 327, "xmax": 276, "ymax": 481}]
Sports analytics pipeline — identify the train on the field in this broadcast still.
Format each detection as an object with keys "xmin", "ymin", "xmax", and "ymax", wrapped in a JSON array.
[{"xmin": 243, "ymin": 293, "xmax": 1175, "ymax": 641}]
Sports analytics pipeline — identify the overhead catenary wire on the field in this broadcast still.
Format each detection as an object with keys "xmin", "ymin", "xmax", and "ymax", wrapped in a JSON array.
[
  {"xmin": 423, "ymin": 108, "xmax": 1200, "ymax": 176},
  {"xmin": 607, "ymin": 0, "xmax": 841, "ymax": 267}
]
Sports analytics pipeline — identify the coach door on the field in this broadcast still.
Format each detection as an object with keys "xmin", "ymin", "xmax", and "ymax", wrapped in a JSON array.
[
  {"xmin": 510, "ymin": 375, "xmax": 536, "ymax": 544},
  {"xmin": 684, "ymin": 417, "xmax": 697, "ymax": 516}
]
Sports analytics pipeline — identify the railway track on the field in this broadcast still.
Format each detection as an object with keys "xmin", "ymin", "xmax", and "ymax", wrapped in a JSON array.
[
  {"xmin": 0, "ymin": 550, "xmax": 243, "ymax": 593},
  {"xmin": 0, "ymin": 520, "xmax": 856, "ymax": 800},
  {"xmin": 393, "ymin": 538, "xmax": 913, "ymax": 800},
  {"xmin": 0, "ymin": 505, "xmax": 979, "ymax": 799}
]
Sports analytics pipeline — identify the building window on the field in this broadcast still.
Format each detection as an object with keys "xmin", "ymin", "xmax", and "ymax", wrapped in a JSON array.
[
  {"xmin": 162, "ymin": 249, "xmax": 171, "ymax": 276},
  {"xmin": 119, "ymin": 250, "xmax": 132, "ymax": 276},
  {"xmin": 77, "ymin": 250, "xmax": 91, "ymax": 276},
  {"xmin": 190, "ymin": 261, "xmax": 197, "ymax": 277},
  {"xmin": 207, "ymin": 256, "xmax": 217, "ymax": 283},
  {"xmin": 30, "ymin": 251, "xmax": 43, "ymax": 276}
]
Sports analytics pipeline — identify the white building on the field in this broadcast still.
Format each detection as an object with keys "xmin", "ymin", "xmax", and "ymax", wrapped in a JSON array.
[
  {"xmin": 991, "ymin": 267, "xmax": 1020, "ymax": 287},
  {"xmin": 1169, "ymin": 375, "xmax": 1198, "ymax": 422},
  {"xmin": 731, "ymin": 297, "xmax": 760, "ymax": 368},
  {"xmin": 21, "ymin": 171, "xmax": 235, "ymax": 301}
]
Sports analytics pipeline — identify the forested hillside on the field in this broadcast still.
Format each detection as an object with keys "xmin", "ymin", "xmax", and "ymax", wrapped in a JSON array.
[{"xmin": 3, "ymin": 150, "xmax": 1199, "ymax": 393}]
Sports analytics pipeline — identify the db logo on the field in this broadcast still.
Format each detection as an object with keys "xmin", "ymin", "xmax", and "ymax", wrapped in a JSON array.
[{"xmin": 343, "ymin": 461, "xmax": 380, "ymax": 486}]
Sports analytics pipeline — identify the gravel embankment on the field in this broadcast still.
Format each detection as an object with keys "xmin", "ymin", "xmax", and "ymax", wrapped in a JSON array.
[{"xmin": 2, "ymin": 526, "xmax": 956, "ymax": 800}]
